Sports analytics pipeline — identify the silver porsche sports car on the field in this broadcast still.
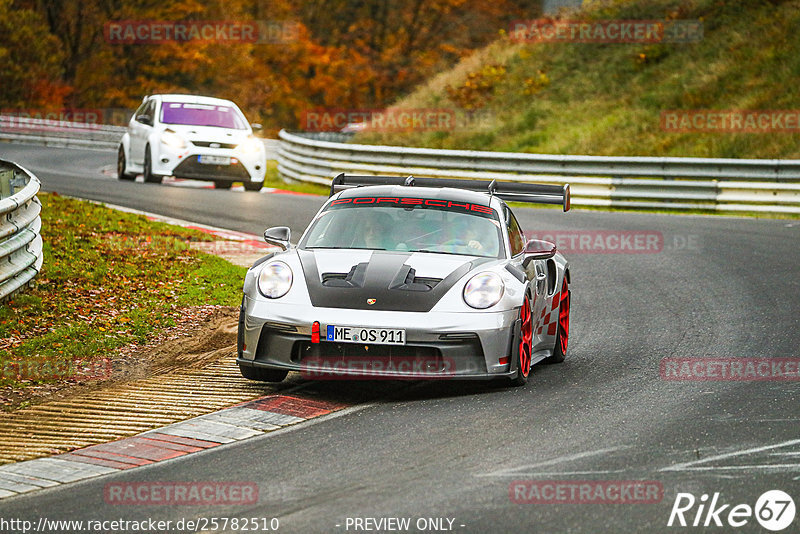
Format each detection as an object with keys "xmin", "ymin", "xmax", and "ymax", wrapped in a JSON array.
[{"xmin": 237, "ymin": 174, "xmax": 572, "ymax": 386}]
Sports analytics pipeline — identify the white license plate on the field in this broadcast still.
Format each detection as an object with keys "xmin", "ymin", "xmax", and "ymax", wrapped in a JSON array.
[
  {"xmin": 326, "ymin": 325, "xmax": 405, "ymax": 345},
  {"xmin": 198, "ymin": 155, "xmax": 230, "ymax": 165}
]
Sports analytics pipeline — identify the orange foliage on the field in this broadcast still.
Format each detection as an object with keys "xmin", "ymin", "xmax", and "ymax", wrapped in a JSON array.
[{"xmin": 3, "ymin": 0, "xmax": 538, "ymax": 129}]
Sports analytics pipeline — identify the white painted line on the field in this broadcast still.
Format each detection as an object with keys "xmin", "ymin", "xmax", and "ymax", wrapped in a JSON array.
[
  {"xmin": 661, "ymin": 439, "xmax": 800, "ymax": 472},
  {"xmin": 0, "ymin": 489, "xmax": 14, "ymax": 498},
  {"xmin": 669, "ymin": 464, "xmax": 800, "ymax": 471},
  {"xmin": 480, "ymin": 469, "xmax": 629, "ymax": 477},
  {"xmin": 477, "ymin": 446, "xmax": 630, "ymax": 477}
]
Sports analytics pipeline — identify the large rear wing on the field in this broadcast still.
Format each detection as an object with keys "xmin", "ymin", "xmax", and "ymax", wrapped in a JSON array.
[{"xmin": 328, "ymin": 174, "xmax": 571, "ymax": 212}]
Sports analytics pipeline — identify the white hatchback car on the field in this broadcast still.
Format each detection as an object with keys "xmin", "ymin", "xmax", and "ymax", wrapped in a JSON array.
[{"xmin": 118, "ymin": 94, "xmax": 267, "ymax": 190}]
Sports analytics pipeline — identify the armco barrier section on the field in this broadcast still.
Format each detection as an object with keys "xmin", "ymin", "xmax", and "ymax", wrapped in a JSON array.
[
  {"xmin": 277, "ymin": 130, "xmax": 800, "ymax": 214},
  {"xmin": 0, "ymin": 160, "xmax": 43, "ymax": 301}
]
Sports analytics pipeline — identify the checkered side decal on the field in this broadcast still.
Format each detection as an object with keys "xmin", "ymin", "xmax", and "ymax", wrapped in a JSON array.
[{"xmin": 535, "ymin": 292, "xmax": 562, "ymax": 336}]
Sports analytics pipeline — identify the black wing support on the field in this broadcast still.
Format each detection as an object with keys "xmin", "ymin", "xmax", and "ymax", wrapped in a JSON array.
[{"xmin": 328, "ymin": 173, "xmax": 571, "ymax": 212}]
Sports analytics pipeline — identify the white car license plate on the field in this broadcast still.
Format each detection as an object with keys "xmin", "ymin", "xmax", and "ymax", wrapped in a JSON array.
[
  {"xmin": 199, "ymin": 155, "xmax": 230, "ymax": 165},
  {"xmin": 326, "ymin": 325, "xmax": 405, "ymax": 345}
]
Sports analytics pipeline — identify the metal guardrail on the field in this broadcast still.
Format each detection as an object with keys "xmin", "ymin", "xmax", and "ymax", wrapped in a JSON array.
[
  {"xmin": 0, "ymin": 115, "xmax": 280, "ymax": 158},
  {"xmin": 0, "ymin": 160, "xmax": 43, "ymax": 302},
  {"xmin": 277, "ymin": 130, "xmax": 800, "ymax": 214}
]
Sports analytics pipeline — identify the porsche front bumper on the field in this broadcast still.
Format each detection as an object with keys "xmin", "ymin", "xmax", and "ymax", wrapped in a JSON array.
[{"xmin": 237, "ymin": 295, "xmax": 520, "ymax": 380}]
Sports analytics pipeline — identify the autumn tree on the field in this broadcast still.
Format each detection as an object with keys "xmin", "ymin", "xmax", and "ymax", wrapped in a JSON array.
[
  {"xmin": 0, "ymin": 0, "xmax": 67, "ymax": 108},
  {"xmin": 5, "ymin": 0, "xmax": 543, "ymax": 129}
]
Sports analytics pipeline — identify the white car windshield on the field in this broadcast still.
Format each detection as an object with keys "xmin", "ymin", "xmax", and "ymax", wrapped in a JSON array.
[
  {"xmin": 302, "ymin": 200, "xmax": 504, "ymax": 258},
  {"xmin": 160, "ymin": 102, "xmax": 248, "ymax": 129}
]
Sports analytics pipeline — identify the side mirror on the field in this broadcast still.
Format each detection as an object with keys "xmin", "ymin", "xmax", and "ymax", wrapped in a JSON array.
[
  {"xmin": 136, "ymin": 114, "xmax": 152, "ymax": 126},
  {"xmin": 522, "ymin": 239, "xmax": 556, "ymax": 268},
  {"xmin": 251, "ymin": 123, "xmax": 263, "ymax": 131},
  {"xmin": 264, "ymin": 226, "xmax": 291, "ymax": 250}
]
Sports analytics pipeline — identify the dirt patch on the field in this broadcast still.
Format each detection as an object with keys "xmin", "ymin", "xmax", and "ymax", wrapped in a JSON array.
[{"xmin": 0, "ymin": 305, "xmax": 239, "ymax": 412}]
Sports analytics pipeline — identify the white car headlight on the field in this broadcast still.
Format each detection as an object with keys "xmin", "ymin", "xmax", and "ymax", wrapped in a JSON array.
[
  {"xmin": 463, "ymin": 272, "xmax": 504, "ymax": 309},
  {"xmin": 160, "ymin": 130, "xmax": 186, "ymax": 149},
  {"xmin": 258, "ymin": 261, "xmax": 293, "ymax": 298},
  {"xmin": 239, "ymin": 136, "xmax": 263, "ymax": 154}
]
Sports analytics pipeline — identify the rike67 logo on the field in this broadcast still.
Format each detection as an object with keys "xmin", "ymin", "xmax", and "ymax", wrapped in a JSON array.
[{"xmin": 668, "ymin": 490, "xmax": 796, "ymax": 531}]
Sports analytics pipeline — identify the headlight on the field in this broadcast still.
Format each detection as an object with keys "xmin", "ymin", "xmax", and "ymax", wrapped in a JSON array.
[
  {"xmin": 239, "ymin": 136, "xmax": 263, "ymax": 154},
  {"xmin": 463, "ymin": 272, "xmax": 504, "ymax": 309},
  {"xmin": 258, "ymin": 261, "xmax": 293, "ymax": 298},
  {"xmin": 160, "ymin": 130, "xmax": 186, "ymax": 149}
]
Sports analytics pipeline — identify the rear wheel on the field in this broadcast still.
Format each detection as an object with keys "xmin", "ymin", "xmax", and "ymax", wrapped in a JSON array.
[
  {"xmin": 243, "ymin": 180, "xmax": 263, "ymax": 191},
  {"xmin": 117, "ymin": 146, "xmax": 135, "ymax": 180},
  {"xmin": 238, "ymin": 365, "xmax": 288, "ymax": 383},
  {"xmin": 509, "ymin": 294, "xmax": 533, "ymax": 387},
  {"xmin": 143, "ymin": 147, "xmax": 163, "ymax": 184},
  {"xmin": 545, "ymin": 276, "xmax": 570, "ymax": 363},
  {"xmin": 214, "ymin": 180, "xmax": 232, "ymax": 189}
]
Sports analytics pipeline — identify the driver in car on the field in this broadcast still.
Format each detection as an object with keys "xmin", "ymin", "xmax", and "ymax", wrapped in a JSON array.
[
  {"xmin": 447, "ymin": 217, "xmax": 484, "ymax": 251},
  {"xmin": 362, "ymin": 212, "xmax": 395, "ymax": 250}
]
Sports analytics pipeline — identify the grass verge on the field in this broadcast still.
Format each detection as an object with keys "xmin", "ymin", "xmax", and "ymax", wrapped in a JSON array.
[
  {"xmin": 354, "ymin": 0, "xmax": 800, "ymax": 159},
  {"xmin": 0, "ymin": 193, "xmax": 247, "ymax": 392}
]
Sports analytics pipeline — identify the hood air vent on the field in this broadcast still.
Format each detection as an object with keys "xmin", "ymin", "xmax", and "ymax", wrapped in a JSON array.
[{"xmin": 321, "ymin": 263, "xmax": 441, "ymax": 292}]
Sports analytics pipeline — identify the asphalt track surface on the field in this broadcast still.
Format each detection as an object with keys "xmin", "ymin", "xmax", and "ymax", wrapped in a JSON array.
[{"xmin": 1, "ymin": 143, "xmax": 799, "ymax": 533}]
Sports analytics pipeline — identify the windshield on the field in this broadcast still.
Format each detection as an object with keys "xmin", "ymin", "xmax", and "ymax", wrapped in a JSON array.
[
  {"xmin": 301, "ymin": 198, "xmax": 504, "ymax": 258},
  {"xmin": 160, "ymin": 102, "xmax": 248, "ymax": 129}
]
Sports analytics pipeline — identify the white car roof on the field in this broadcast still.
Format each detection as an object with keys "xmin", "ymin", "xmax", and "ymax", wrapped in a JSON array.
[{"xmin": 150, "ymin": 94, "xmax": 237, "ymax": 107}]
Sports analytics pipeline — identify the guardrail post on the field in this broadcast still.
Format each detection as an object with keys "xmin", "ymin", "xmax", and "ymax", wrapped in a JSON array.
[{"xmin": 0, "ymin": 168, "xmax": 12, "ymax": 198}]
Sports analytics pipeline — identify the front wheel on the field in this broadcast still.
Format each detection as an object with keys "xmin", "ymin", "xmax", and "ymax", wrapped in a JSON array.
[
  {"xmin": 243, "ymin": 180, "xmax": 263, "ymax": 192},
  {"xmin": 214, "ymin": 180, "xmax": 232, "ymax": 189},
  {"xmin": 509, "ymin": 294, "xmax": 533, "ymax": 387},
  {"xmin": 117, "ymin": 146, "xmax": 135, "ymax": 181},
  {"xmin": 143, "ymin": 147, "xmax": 163, "ymax": 184},
  {"xmin": 238, "ymin": 365, "xmax": 288, "ymax": 383},
  {"xmin": 545, "ymin": 276, "xmax": 570, "ymax": 363}
]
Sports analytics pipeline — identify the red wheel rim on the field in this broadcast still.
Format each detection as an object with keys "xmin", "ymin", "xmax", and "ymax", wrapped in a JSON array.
[
  {"xmin": 558, "ymin": 278, "xmax": 570, "ymax": 355},
  {"xmin": 519, "ymin": 296, "xmax": 532, "ymax": 377}
]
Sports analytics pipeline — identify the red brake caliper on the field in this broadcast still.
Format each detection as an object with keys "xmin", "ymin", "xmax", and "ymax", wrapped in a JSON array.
[
  {"xmin": 558, "ymin": 279, "xmax": 570, "ymax": 355},
  {"xmin": 519, "ymin": 297, "xmax": 532, "ymax": 377}
]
